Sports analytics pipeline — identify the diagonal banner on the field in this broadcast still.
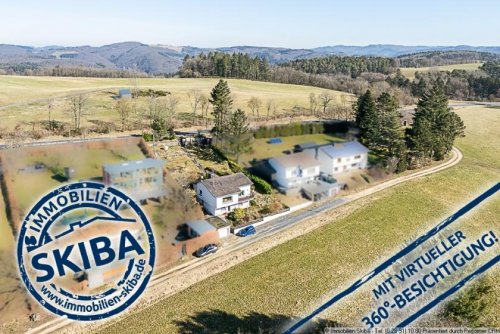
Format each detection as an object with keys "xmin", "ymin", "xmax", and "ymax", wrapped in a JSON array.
[{"xmin": 283, "ymin": 182, "xmax": 500, "ymax": 333}]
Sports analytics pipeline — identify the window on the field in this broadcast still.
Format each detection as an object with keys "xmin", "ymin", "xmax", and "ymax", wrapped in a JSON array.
[
  {"xmin": 222, "ymin": 196, "xmax": 232, "ymax": 203},
  {"xmin": 354, "ymin": 155, "xmax": 361, "ymax": 159},
  {"xmin": 334, "ymin": 167, "xmax": 338, "ymax": 172},
  {"xmin": 199, "ymin": 190, "xmax": 203, "ymax": 195},
  {"xmin": 337, "ymin": 158, "xmax": 341, "ymax": 163},
  {"xmin": 239, "ymin": 190, "xmax": 245, "ymax": 196}
]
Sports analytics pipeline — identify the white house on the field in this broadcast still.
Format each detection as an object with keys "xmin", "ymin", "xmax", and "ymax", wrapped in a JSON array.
[
  {"xmin": 195, "ymin": 172, "xmax": 253, "ymax": 216},
  {"xmin": 268, "ymin": 152, "xmax": 320, "ymax": 190},
  {"xmin": 305, "ymin": 141, "xmax": 369, "ymax": 175}
]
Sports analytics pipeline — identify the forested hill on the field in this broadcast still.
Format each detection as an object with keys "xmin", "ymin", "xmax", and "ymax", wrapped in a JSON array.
[{"xmin": 1, "ymin": 42, "xmax": 500, "ymax": 75}]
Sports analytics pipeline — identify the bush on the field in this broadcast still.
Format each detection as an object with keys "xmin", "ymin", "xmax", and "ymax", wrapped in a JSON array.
[
  {"xmin": 249, "ymin": 174, "xmax": 272, "ymax": 194},
  {"xmin": 142, "ymin": 133, "xmax": 154, "ymax": 142},
  {"xmin": 253, "ymin": 121, "xmax": 347, "ymax": 139},
  {"xmin": 227, "ymin": 208, "xmax": 246, "ymax": 222},
  {"xmin": 443, "ymin": 278, "xmax": 493, "ymax": 326}
]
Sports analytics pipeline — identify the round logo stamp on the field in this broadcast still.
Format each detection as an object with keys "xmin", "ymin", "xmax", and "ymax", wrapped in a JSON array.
[{"xmin": 17, "ymin": 182, "xmax": 155, "ymax": 321}]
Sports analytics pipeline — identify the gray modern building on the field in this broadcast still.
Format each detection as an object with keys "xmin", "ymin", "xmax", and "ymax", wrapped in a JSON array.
[{"xmin": 102, "ymin": 158, "xmax": 166, "ymax": 201}]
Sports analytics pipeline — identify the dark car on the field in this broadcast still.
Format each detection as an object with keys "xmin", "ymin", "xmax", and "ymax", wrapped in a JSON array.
[
  {"xmin": 236, "ymin": 225, "xmax": 256, "ymax": 237},
  {"xmin": 195, "ymin": 244, "xmax": 218, "ymax": 257}
]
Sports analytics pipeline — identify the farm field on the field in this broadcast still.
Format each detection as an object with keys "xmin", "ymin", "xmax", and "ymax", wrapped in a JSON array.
[
  {"xmin": 238, "ymin": 133, "xmax": 345, "ymax": 166},
  {"xmin": 0, "ymin": 76, "xmax": 351, "ymax": 130},
  {"xmin": 97, "ymin": 105, "xmax": 500, "ymax": 332},
  {"xmin": 398, "ymin": 62, "xmax": 483, "ymax": 79}
]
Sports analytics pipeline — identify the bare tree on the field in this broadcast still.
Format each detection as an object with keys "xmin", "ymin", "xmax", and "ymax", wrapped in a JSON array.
[
  {"xmin": 187, "ymin": 89, "xmax": 202, "ymax": 116},
  {"xmin": 200, "ymin": 94, "xmax": 210, "ymax": 129},
  {"xmin": 67, "ymin": 94, "xmax": 88, "ymax": 131},
  {"xmin": 47, "ymin": 99, "xmax": 54, "ymax": 131},
  {"xmin": 266, "ymin": 99, "xmax": 277, "ymax": 117},
  {"xmin": 164, "ymin": 94, "xmax": 179, "ymax": 128},
  {"xmin": 309, "ymin": 92, "xmax": 318, "ymax": 115},
  {"xmin": 116, "ymin": 99, "xmax": 131, "ymax": 131},
  {"xmin": 247, "ymin": 96, "xmax": 262, "ymax": 117},
  {"xmin": 318, "ymin": 91, "xmax": 333, "ymax": 114}
]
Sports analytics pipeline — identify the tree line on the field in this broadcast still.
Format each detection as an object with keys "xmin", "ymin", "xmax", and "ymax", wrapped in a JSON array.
[
  {"xmin": 180, "ymin": 52, "xmax": 270, "ymax": 80},
  {"xmin": 354, "ymin": 82, "xmax": 465, "ymax": 172}
]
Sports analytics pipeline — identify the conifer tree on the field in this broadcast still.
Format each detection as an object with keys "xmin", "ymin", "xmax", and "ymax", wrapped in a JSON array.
[{"xmin": 209, "ymin": 79, "xmax": 233, "ymax": 137}]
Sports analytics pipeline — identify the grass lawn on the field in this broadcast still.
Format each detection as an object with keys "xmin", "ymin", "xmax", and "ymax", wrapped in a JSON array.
[
  {"xmin": 97, "ymin": 105, "xmax": 499, "ymax": 332},
  {"xmin": 239, "ymin": 133, "xmax": 345, "ymax": 166},
  {"xmin": 399, "ymin": 63, "xmax": 483, "ymax": 79},
  {"xmin": 0, "ymin": 76, "xmax": 352, "ymax": 130}
]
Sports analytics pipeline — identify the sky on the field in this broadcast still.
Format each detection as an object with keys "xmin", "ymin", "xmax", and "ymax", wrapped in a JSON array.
[{"xmin": 0, "ymin": 0, "xmax": 499, "ymax": 48}]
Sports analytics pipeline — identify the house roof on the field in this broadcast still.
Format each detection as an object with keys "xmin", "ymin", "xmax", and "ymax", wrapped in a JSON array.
[
  {"xmin": 270, "ymin": 151, "xmax": 319, "ymax": 169},
  {"xmin": 199, "ymin": 172, "xmax": 252, "ymax": 197},
  {"xmin": 317, "ymin": 141, "xmax": 369, "ymax": 159},
  {"xmin": 103, "ymin": 158, "xmax": 164, "ymax": 174},
  {"xmin": 186, "ymin": 220, "xmax": 216, "ymax": 236}
]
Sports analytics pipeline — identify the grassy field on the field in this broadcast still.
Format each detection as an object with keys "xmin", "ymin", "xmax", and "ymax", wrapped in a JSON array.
[
  {"xmin": 0, "ymin": 76, "xmax": 351, "ymax": 130},
  {"xmin": 399, "ymin": 63, "xmax": 483, "ymax": 79},
  {"xmin": 239, "ymin": 133, "xmax": 345, "ymax": 166},
  {"xmin": 97, "ymin": 105, "xmax": 499, "ymax": 333}
]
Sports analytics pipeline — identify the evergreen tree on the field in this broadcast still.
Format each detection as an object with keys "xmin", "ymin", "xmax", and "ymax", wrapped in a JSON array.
[
  {"xmin": 355, "ymin": 90, "xmax": 380, "ymax": 149},
  {"xmin": 223, "ymin": 109, "xmax": 252, "ymax": 163},
  {"xmin": 410, "ymin": 85, "xmax": 465, "ymax": 161},
  {"xmin": 209, "ymin": 79, "xmax": 233, "ymax": 137}
]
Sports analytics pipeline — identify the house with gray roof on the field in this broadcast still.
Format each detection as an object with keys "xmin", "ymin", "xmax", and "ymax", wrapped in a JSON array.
[
  {"xmin": 268, "ymin": 151, "xmax": 321, "ymax": 190},
  {"xmin": 195, "ymin": 172, "xmax": 253, "ymax": 216},
  {"xmin": 305, "ymin": 141, "xmax": 369, "ymax": 175}
]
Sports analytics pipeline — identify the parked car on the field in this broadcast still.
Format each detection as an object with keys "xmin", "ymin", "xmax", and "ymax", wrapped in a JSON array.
[
  {"xmin": 195, "ymin": 244, "xmax": 218, "ymax": 257},
  {"xmin": 236, "ymin": 225, "xmax": 256, "ymax": 237}
]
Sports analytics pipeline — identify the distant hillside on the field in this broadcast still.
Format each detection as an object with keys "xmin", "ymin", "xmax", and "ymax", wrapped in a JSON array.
[{"xmin": 0, "ymin": 42, "xmax": 499, "ymax": 75}]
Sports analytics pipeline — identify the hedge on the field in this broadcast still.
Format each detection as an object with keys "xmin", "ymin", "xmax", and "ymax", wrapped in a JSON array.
[{"xmin": 253, "ymin": 121, "xmax": 348, "ymax": 139}]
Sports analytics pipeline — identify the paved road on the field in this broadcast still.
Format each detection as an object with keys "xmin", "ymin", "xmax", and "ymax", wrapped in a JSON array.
[{"xmin": 25, "ymin": 147, "xmax": 463, "ymax": 334}]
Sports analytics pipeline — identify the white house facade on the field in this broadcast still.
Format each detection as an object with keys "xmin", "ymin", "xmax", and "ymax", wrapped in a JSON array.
[
  {"xmin": 195, "ymin": 173, "xmax": 253, "ymax": 216},
  {"xmin": 305, "ymin": 141, "xmax": 369, "ymax": 175},
  {"xmin": 269, "ymin": 152, "xmax": 320, "ymax": 190}
]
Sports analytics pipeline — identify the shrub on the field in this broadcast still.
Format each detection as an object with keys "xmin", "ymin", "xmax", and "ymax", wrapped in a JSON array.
[
  {"xmin": 227, "ymin": 208, "xmax": 246, "ymax": 222},
  {"xmin": 443, "ymin": 278, "xmax": 493, "ymax": 326},
  {"xmin": 249, "ymin": 174, "xmax": 272, "ymax": 194},
  {"xmin": 143, "ymin": 133, "xmax": 154, "ymax": 142}
]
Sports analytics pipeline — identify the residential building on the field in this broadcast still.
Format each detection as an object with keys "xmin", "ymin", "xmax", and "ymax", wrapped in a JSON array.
[
  {"xmin": 195, "ymin": 172, "xmax": 253, "ymax": 216},
  {"xmin": 268, "ymin": 152, "xmax": 320, "ymax": 190},
  {"xmin": 305, "ymin": 141, "xmax": 369, "ymax": 175},
  {"xmin": 102, "ymin": 158, "xmax": 166, "ymax": 201}
]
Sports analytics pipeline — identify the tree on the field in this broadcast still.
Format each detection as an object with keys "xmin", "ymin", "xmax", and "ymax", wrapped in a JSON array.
[
  {"xmin": 209, "ymin": 79, "xmax": 233, "ymax": 137},
  {"xmin": 200, "ymin": 94, "xmax": 210, "ymax": 129},
  {"xmin": 67, "ymin": 94, "xmax": 88, "ymax": 132},
  {"xmin": 116, "ymin": 99, "xmax": 131, "ymax": 131},
  {"xmin": 409, "ymin": 85, "xmax": 465, "ymax": 161},
  {"xmin": 318, "ymin": 91, "xmax": 333, "ymax": 113},
  {"xmin": 247, "ymin": 96, "xmax": 262, "ymax": 117},
  {"xmin": 376, "ymin": 92, "xmax": 407, "ymax": 172},
  {"xmin": 266, "ymin": 99, "xmax": 277, "ymax": 117},
  {"xmin": 187, "ymin": 89, "xmax": 202, "ymax": 116},
  {"xmin": 309, "ymin": 92, "xmax": 318, "ymax": 114},
  {"xmin": 224, "ymin": 109, "xmax": 252, "ymax": 163},
  {"xmin": 354, "ymin": 90, "xmax": 380, "ymax": 149}
]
